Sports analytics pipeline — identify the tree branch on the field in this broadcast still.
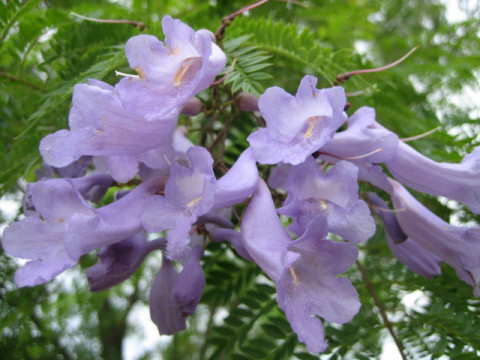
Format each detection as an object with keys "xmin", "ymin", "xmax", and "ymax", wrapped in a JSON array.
[
  {"xmin": 0, "ymin": 71, "xmax": 46, "ymax": 92},
  {"xmin": 357, "ymin": 260, "xmax": 408, "ymax": 360}
]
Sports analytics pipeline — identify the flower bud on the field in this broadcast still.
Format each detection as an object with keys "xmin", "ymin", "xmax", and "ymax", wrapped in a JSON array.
[
  {"xmin": 180, "ymin": 97, "xmax": 203, "ymax": 116},
  {"xmin": 237, "ymin": 92, "xmax": 259, "ymax": 112}
]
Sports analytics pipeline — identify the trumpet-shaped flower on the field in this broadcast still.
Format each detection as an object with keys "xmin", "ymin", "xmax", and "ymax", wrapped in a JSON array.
[
  {"xmin": 116, "ymin": 16, "xmax": 226, "ymax": 119},
  {"xmin": 2, "ymin": 179, "xmax": 95, "ymax": 286},
  {"xmin": 150, "ymin": 258, "xmax": 187, "ymax": 335},
  {"xmin": 40, "ymin": 80, "xmax": 178, "ymax": 182},
  {"xmin": 389, "ymin": 179, "xmax": 480, "ymax": 295},
  {"xmin": 386, "ymin": 142, "xmax": 480, "ymax": 213},
  {"xmin": 241, "ymin": 179, "xmax": 360, "ymax": 353},
  {"xmin": 368, "ymin": 193, "xmax": 442, "ymax": 279},
  {"xmin": 143, "ymin": 146, "xmax": 258, "ymax": 260},
  {"xmin": 247, "ymin": 76, "xmax": 347, "ymax": 165},
  {"xmin": 321, "ymin": 106, "xmax": 399, "ymax": 163},
  {"xmin": 64, "ymin": 176, "xmax": 167, "ymax": 260},
  {"xmin": 86, "ymin": 234, "xmax": 166, "ymax": 291},
  {"xmin": 170, "ymin": 245, "xmax": 205, "ymax": 316},
  {"xmin": 279, "ymin": 157, "xmax": 375, "ymax": 242}
]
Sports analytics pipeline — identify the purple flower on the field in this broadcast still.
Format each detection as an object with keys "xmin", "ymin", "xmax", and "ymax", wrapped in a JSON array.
[
  {"xmin": 143, "ymin": 147, "xmax": 258, "ymax": 260},
  {"xmin": 170, "ymin": 245, "xmax": 205, "ymax": 316},
  {"xmin": 241, "ymin": 179, "xmax": 360, "ymax": 353},
  {"xmin": 116, "ymin": 16, "xmax": 226, "ymax": 119},
  {"xmin": 150, "ymin": 258, "xmax": 187, "ymax": 335},
  {"xmin": 278, "ymin": 157, "xmax": 375, "ymax": 243},
  {"xmin": 86, "ymin": 235, "xmax": 166, "ymax": 292},
  {"xmin": 39, "ymin": 80, "xmax": 178, "ymax": 182},
  {"xmin": 2, "ymin": 179, "xmax": 95, "ymax": 286},
  {"xmin": 247, "ymin": 75, "xmax": 346, "ymax": 165},
  {"xmin": 389, "ymin": 179, "xmax": 480, "ymax": 296},
  {"xmin": 368, "ymin": 193, "xmax": 442, "ymax": 279},
  {"xmin": 267, "ymin": 162, "xmax": 292, "ymax": 190},
  {"xmin": 386, "ymin": 143, "xmax": 480, "ymax": 214},
  {"xmin": 319, "ymin": 155, "xmax": 394, "ymax": 194},
  {"xmin": 142, "ymin": 146, "xmax": 217, "ymax": 260},
  {"xmin": 24, "ymin": 174, "xmax": 113, "ymax": 216},
  {"xmin": 321, "ymin": 106, "xmax": 399, "ymax": 163},
  {"xmin": 64, "ymin": 176, "xmax": 167, "ymax": 261}
]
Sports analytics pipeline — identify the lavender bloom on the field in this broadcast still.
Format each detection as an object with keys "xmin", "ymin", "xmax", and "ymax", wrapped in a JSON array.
[
  {"xmin": 40, "ymin": 80, "xmax": 178, "ymax": 182},
  {"xmin": 386, "ymin": 142, "xmax": 480, "ymax": 214},
  {"xmin": 35, "ymin": 157, "xmax": 93, "ymax": 181},
  {"xmin": 279, "ymin": 157, "xmax": 375, "ymax": 243},
  {"xmin": 138, "ymin": 127, "xmax": 194, "ymax": 180},
  {"xmin": 87, "ymin": 235, "xmax": 166, "ymax": 291},
  {"xmin": 142, "ymin": 147, "xmax": 217, "ymax": 260},
  {"xmin": 368, "ymin": 193, "xmax": 442, "ymax": 279},
  {"xmin": 24, "ymin": 174, "xmax": 113, "ymax": 215},
  {"xmin": 212, "ymin": 147, "xmax": 258, "ymax": 209},
  {"xmin": 170, "ymin": 245, "xmax": 205, "ymax": 316},
  {"xmin": 247, "ymin": 75, "xmax": 346, "ymax": 165},
  {"xmin": 267, "ymin": 162, "xmax": 292, "ymax": 190},
  {"xmin": 389, "ymin": 179, "xmax": 480, "ymax": 295},
  {"xmin": 116, "ymin": 16, "xmax": 226, "ymax": 119},
  {"xmin": 64, "ymin": 176, "xmax": 167, "ymax": 261},
  {"xmin": 321, "ymin": 106, "xmax": 399, "ymax": 163},
  {"xmin": 241, "ymin": 180, "xmax": 360, "ymax": 353},
  {"xmin": 2, "ymin": 179, "xmax": 95, "ymax": 287},
  {"xmin": 143, "ymin": 147, "xmax": 258, "ymax": 260},
  {"xmin": 319, "ymin": 154, "xmax": 393, "ymax": 194},
  {"xmin": 150, "ymin": 258, "xmax": 187, "ymax": 335}
]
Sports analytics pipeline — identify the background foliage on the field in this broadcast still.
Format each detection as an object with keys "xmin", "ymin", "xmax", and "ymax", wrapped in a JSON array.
[{"xmin": 1, "ymin": 0, "xmax": 479, "ymax": 359}]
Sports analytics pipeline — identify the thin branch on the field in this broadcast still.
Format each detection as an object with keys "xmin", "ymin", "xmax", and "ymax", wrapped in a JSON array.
[
  {"xmin": 273, "ymin": 0, "xmax": 310, "ymax": 8},
  {"xmin": 0, "ymin": 71, "xmax": 46, "ymax": 92},
  {"xmin": 70, "ymin": 12, "xmax": 146, "ymax": 31},
  {"xmin": 212, "ymin": 54, "xmax": 238, "ymax": 85},
  {"xmin": 357, "ymin": 260, "xmax": 408, "ymax": 360},
  {"xmin": 337, "ymin": 46, "xmax": 419, "ymax": 83},
  {"xmin": 215, "ymin": 0, "xmax": 270, "ymax": 44}
]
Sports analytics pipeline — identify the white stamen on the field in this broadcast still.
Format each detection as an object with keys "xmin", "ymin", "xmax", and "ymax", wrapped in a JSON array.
[
  {"xmin": 401, "ymin": 126, "xmax": 441, "ymax": 142},
  {"xmin": 163, "ymin": 153, "xmax": 172, "ymax": 166},
  {"xmin": 342, "ymin": 147, "xmax": 384, "ymax": 160},
  {"xmin": 115, "ymin": 70, "xmax": 140, "ymax": 78},
  {"xmin": 187, "ymin": 196, "xmax": 202, "ymax": 208},
  {"xmin": 289, "ymin": 266, "xmax": 300, "ymax": 287}
]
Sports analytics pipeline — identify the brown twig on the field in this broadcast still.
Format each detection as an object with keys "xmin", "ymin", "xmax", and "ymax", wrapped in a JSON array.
[
  {"xmin": 337, "ymin": 46, "xmax": 419, "ymax": 83},
  {"xmin": 70, "ymin": 12, "xmax": 146, "ymax": 31},
  {"xmin": 357, "ymin": 260, "xmax": 408, "ymax": 360},
  {"xmin": 212, "ymin": 54, "xmax": 238, "ymax": 85},
  {"xmin": 273, "ymin": 0, "xmax": 310, "ymax": 8},
  {"xmin": 215, "ymin": 0, "xmax": 270, "ymax": 44}
]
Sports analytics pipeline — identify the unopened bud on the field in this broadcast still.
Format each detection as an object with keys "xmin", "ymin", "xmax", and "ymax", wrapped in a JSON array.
[
  {"xmin": 180, "ymin": 97, "xmax": 203, "ymax": 116},
  {"xmin": 197, "ymin": 29, "xmax": 217, "ymax": 43},
  {"xmin": 237, "ymin": 92, "xmax": 259, "ymax": 112}
]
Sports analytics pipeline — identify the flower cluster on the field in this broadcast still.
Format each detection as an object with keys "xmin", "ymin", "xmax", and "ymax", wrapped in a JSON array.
[{"xmin": 3, "ymin": 15, "xmax": 480, "ymax": 354}]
